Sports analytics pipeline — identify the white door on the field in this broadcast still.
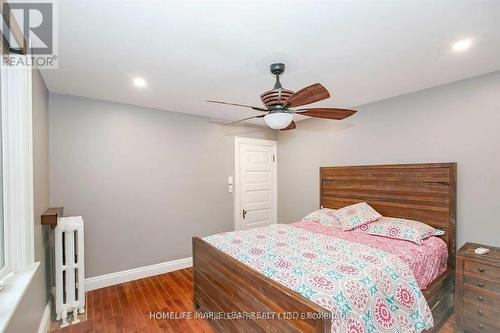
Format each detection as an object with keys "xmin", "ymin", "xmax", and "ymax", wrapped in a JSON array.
[{"xmin": 234, "ymin": 137, "xmax": 277, "ymax": 230}]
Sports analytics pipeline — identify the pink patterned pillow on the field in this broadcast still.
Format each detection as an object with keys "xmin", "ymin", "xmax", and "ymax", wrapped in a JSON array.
[
  {"xmin": 333, "ymin": 202, "xmax": 382, "ymax": 231},
  {"xmin": 302, "ymin": 208, "xmax": 341, "ymax": 227},
  {"xmin": 354, "ymin": 216, "xmax": 445, "ymax": 245}
]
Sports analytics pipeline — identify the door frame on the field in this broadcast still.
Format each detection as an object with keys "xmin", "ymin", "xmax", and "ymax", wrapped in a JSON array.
[{"xmin": 234, "ymin": 136, "xmax": 278, "ymax": 231}]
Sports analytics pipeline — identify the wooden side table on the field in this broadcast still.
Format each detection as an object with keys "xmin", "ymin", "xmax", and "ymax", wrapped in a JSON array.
[{"xmin": 455, "ymin": 242, "xmax": 500, "ymax": 332}]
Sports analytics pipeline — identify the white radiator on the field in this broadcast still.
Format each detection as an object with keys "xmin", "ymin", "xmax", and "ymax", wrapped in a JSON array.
[{"xmin": 55, "ymin": 216, "xmax": 86, "ymax": 327}]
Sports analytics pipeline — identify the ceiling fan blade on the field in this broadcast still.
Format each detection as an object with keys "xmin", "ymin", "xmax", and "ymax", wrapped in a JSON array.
[
  {"xmin": 280, "ymin": 120, "xmax": 296, "ymax": 131},
  {"xmin": 295, "ymin": 108, "xmax": 356, "ymax": 120},
  {"xmin": 222, "ymin": 114, "xmax": 265, "ymax": 126},
  {"xmin": 206, "ymin": 100, "xmax": 268, "ymax": 112},
  {"xmin": 284, "ymin": 83, "xmax": 330, "ymax": 108}
]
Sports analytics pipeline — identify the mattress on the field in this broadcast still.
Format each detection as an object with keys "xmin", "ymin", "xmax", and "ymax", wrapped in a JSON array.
[{"xmin": 293, "ymin": 220, "xmax": 448, "ymax": 290}]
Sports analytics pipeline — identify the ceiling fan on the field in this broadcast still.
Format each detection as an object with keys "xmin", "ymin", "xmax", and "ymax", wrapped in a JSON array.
[{"xmin": 207, "ymin": 63, "xmax": 357, "ymax": 130}]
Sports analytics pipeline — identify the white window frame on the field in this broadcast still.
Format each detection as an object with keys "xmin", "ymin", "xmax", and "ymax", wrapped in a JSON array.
[{"xmin": 0, "ymin": 63, "xmax": 35, "ymax": 283}]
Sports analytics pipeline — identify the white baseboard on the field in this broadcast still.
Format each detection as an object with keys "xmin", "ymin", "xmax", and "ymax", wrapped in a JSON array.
[
  {"xmin": 37, "ymin": 301, "xmax": 51, "ymax": 333},
  {"xmin": 85, "ymin": 257, "xmax": 192, "ymax": 291}
]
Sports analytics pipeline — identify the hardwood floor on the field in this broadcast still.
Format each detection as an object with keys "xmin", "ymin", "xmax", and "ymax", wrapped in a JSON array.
[{"xmin": 51, "ymin": 268, "xmax": 455, "ymax": 333}]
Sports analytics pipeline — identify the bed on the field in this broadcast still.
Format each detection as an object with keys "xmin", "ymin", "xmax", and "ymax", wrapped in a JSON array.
[{"xmin": 192, "ymin": 163, "xmax": 456, "ymax": 332}]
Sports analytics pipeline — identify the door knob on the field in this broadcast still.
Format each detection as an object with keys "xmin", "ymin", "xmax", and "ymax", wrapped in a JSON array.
[{"xmin": 242, "ymin": 209, "xmax": 247, "ymax": 219}]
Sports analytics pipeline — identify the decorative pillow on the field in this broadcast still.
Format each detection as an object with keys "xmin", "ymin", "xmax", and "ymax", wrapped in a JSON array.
[
  {"xmin": 354, "ymin": 216, "xmax": 445, "ymax": 245},
  {"xmin": 333, "ymin": 202, "xmax": 382, "ymax": 231},
  {"xmin": 302, "ymin": 208, "xmax": 341, "ymax": 227}
]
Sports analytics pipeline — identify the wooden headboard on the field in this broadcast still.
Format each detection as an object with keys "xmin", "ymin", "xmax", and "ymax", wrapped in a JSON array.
[{"xmin": 320, "ymin": 163, "xmax": 457, "ymax": 267}]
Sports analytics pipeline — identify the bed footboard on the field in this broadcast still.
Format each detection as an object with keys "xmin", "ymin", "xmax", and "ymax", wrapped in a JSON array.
[{"xmin": 192, "ymin": 236, "xmax": 332, "ymax": 333}]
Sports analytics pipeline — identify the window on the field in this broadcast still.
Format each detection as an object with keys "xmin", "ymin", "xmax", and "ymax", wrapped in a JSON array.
[
  {"xmin": 0, "ymin": 61, "xmax": 34, "ymax": 283},
  {"xmin": 0, "ymin": 67, "xmax": 5, "ymax": 276},
  {"xmin": 0, "ymin": 115, "xmax": 3, "ymax": 272},
  {"xmin": 0, "ymin": 17, "xmax": 37, "ymax": 332}
]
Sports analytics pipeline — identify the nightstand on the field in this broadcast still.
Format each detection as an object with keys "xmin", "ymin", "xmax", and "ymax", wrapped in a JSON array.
[{"xmin": 455, "ymin": 243, "xmax": 500, "ymax": 332}]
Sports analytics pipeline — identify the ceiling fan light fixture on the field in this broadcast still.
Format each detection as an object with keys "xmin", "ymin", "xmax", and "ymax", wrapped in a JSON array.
[{"xmin": 264, "ymin": 112, "xmax": 293, "ymax": 129}]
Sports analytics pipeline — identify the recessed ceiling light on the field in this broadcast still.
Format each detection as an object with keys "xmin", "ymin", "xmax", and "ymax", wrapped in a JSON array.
[
  {"xmin": 133, "ymin": 77, "xmax": 147, "ymax": 88},
  {"xmin": 452, "ymin": 39, "xmax": 472, "ymax": 52}
]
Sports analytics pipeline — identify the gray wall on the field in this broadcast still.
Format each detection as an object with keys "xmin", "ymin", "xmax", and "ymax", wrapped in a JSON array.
[
  {"xmin": 278, "ymin": 70, "xmax": 500, "ymax": 248},
  {"xmin": 6, "ymin": 70, "xmax": 50, "ymax": 332},
  {"xmin": 48, "ymin": 70, "xmax": 500, "ymax": 279},
  {"xmin": 49, "ymin": 94, "xmax": 276, "ymax": 277}
]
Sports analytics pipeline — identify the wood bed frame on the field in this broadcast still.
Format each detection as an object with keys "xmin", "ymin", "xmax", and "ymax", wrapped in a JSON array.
[{"xmin": 193, "ymin": 163, "xmax": 457, "ymax": 332}]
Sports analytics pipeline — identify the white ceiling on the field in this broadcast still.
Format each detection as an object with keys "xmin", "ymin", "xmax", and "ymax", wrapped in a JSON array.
[{"xmin": 42, "ymin": 0, "xmax": 500, "ymax": 123}]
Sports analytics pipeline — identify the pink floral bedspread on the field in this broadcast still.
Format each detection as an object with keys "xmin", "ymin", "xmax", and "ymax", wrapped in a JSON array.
[
  {"xmin": 293, "ymin": 221, "xmax": 448, "ymax": 290},
  {"xmin": 204, "ymin": 224, "xmax": 434, "ymax": 333}
]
